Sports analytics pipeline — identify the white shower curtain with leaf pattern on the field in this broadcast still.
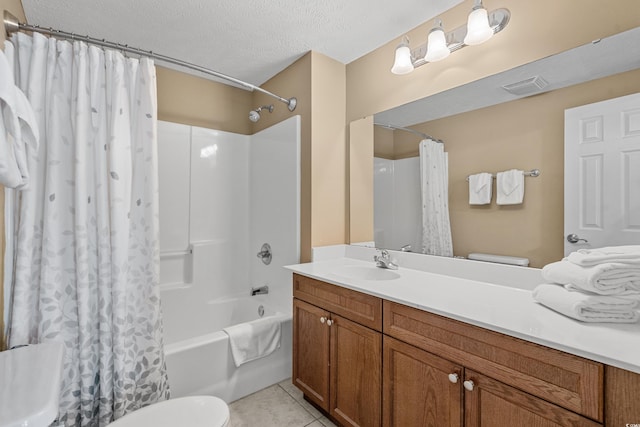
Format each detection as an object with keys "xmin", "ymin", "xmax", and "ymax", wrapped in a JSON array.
[
  {"xmin": 419, "ymin": 139, "xmax": 453, "ymax": 257},
  {"xmin": 6, "ymin": 32, "xmax": 170, "ymax": 426}
]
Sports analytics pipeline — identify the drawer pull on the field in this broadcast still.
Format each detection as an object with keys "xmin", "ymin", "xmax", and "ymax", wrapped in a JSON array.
[
  {"xmin": 448, "ymin": 373, "xmax": 459, "ymax": 384},
  {"xmin": 326, "ymin": 319, "xmax": 334, "ymax": 326},
  {"xmin": 463, "ymin": 380, "xmax": 475, "ymax": 391},
  {"xmin": 320, "ymin": 316, "xmax": 326, "ymax": 324}
]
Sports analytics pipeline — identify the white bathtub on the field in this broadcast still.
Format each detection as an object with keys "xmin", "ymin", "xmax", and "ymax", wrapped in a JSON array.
[{"xmin": 163, "ymin": 295, "xmax": 292, "ymax": 403}]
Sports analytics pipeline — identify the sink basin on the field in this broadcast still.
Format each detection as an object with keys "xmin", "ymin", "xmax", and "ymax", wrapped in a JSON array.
[
  {"xmin": 0, "ymin": 342, "xmax": 64, "ymax": 427},
  {"xmin": 331, "ymin": 265, "xmax": 400, "ymax": 281}
]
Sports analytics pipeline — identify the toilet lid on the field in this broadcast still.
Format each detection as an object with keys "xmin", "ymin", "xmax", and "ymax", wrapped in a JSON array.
[{"xmin": 109, "ymin": 396, "xmax": 230, "ymax": 427}]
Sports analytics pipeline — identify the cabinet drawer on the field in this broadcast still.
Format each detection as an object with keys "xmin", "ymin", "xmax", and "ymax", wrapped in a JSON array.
[
  {"xmin": 293, "ymin": 273, "xmax": 382, "ymax": 331},
  {"xmin": 384, "ymin": 301, "xmax": 604, "ymax": 422}
]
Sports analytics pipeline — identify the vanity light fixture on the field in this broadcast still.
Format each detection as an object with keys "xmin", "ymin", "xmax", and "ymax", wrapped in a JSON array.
[
  {"xmin": 424, "ymin": 20, "xmax": 450, "ymax": 62},
  {"xmin": 390, "ymin": 36, "xmax": 414, "ymax": 75},
  {"xmin": 390, "ymin": 0, "xmax": 510, "ymax": 74}
]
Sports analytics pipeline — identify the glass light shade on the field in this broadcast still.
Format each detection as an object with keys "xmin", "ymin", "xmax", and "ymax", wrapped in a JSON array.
[
  {"xmin": 464, "ymin": 6, "xmax": 494, "ymax": 45},
  {"xmin": 391, "ymin": 44, "xmax": 414, "ymax": 75},
  {"xmin": 424, "ymin": 28, "xmax": 450, "ymax": 62}
]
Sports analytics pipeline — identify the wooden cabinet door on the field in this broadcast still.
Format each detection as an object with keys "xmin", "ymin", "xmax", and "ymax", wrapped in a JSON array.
[
  {"xmin": 383, "ymin": 336, "xmax": 463, "ymax": 427},
  {"xmin": 293, "ymin": 298, "xmax": 331, "ymax": 411},
  {"xmin": 330, "ymin": 314, "xmax": 382, "ymax": 427},
  {"xmin": 464, "ymin": 370, "xmax": 602, "ymax": 427}
]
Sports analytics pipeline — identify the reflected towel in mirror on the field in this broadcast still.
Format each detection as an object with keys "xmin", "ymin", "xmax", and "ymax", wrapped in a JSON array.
[
  {"xmin": 468, "ymin": 172, "xmax": 492, "ymax": 205},
  {"xmin": 496, "ymin": 169, "xmax": 524, "ymax": 205}
]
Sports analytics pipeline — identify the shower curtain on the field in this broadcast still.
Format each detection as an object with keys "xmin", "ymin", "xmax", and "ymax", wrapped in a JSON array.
[
  {"xmin": 419, "ymin": 139, "xmax": 453, "ymax": 257},
  {"xmin": 6, "ymin": 32, "xmax": 170, "ymax": 426}
]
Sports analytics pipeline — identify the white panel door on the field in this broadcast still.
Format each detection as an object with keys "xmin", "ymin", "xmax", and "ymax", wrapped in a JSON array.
[{"xmin": 564, "ymin": 92, "xmax": 640, "ymax": 256}]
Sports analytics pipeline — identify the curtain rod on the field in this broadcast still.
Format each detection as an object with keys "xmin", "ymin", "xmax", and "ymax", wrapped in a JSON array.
[
  {"xmin": 3, "ymin": 10, "xmax": 297, "ymax": 112},
  {"xmin": 373, "ymin": 122, "xmax": 444, "ymax": 144}
]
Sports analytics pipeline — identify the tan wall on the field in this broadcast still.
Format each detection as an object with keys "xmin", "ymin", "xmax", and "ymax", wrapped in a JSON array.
[
  {"xmin": 0, "ymin": 0, "xmax": 26, "ymax": 349},
  {"xmin": 157, "ymin": 67, "xmax": 253, "ymax": 134},
  {"xmin": 346, "ymin": 0, "xmax": 640, "ymax": 122},
  {"xmin": 349, "ymin": 117, "xmax": 374, "ymax": 243},
  {"xmin": 373, "ymin": 69, "xmax": 640, "ymax": 267},
  {"xmin": 310, "ymin": 53, "xmax": 347, "ymax": 252}
]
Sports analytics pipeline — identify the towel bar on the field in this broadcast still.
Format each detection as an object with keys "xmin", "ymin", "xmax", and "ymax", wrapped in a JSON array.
[{"xmin": 465, "ymin": 168, "xmax": 540, "ymax": 182}]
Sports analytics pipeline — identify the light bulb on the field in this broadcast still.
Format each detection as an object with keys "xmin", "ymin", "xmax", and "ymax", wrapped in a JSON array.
[
  {"xmin": 424, "ymin": 21, "xmax": 450, "ymax": 62},
  {"xmin": 391, "ymin": 38, "xmax": 414, "ymax": 75},
  {"xmin": 464, "ymin": 0, "xmax": 494, "ymax": 45}
]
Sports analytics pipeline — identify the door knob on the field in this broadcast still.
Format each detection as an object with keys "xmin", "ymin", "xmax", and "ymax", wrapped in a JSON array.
[
  {"xmin": 463, "ymin": 380, "xmax": 475, "ymax": 391},
  {"xmin": 567, "ymin": 233, "xmax": 589, "ymax": 244},
  {"xmin": 326, "ymin": 319, "xmax": 333, "ymax": 326},
  {"xmin": 448, "ymin": 373, "xmax": 459, "ymax": 384},
  {"xmin": 320, "ymin": 317, "xmax": 326, "ymax": 324}
]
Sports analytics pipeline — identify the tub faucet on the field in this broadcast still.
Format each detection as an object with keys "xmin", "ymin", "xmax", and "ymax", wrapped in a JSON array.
[
  {"xmin": 250, "ymin": 285, "xmax": 269, "ymax": 296},
  {"xmin": 374, "ymin": 249, "xmax": 398, "ymax": 270}
]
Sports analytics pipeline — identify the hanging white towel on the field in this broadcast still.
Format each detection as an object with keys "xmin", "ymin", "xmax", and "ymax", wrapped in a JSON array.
[
  {"xmin": 223, "ymin": 315, "xmax": 282, "ymax": 367},
  {"xmin": 532, "ymin": 284, "xmax": 640, "ymax": 323},
  {"xmin": 567, "ymin": 245, "xmax": 640, "ymax": 267},
  {"xmin": 468, "ymin": 172, "xmax": 492, "ymax": 205},
  {"xmin": 0, "ymin": 43, "xmax": 39, "ymax": 189},
  {"xmin": 496, "ymin": 169, "xmax": 524, "ymax": 205},
  {"xmin": 542, "ymin": 260, "xmax": 640, "ymax": 295}
]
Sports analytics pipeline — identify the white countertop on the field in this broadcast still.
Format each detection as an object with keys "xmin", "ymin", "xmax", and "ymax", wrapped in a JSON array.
[{"xmin": 286, "ymin": 256, "xmax": 640, "ymax": 374}]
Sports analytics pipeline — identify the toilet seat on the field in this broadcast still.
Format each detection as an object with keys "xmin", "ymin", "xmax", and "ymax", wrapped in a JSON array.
[{"xmin": 108, "ymin": 396, "xmax": 229, "ymax": 427}]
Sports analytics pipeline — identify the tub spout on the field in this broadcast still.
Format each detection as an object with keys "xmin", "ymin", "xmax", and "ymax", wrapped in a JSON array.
[{"xmin": 251, "ymin": 285, "xmax": 269, "ymax": 296}]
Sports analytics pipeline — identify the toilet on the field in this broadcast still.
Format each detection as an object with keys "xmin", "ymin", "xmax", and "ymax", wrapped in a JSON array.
[{"xmin": 108, "ymin": 396, "xmax": 230, "ymax": 427}]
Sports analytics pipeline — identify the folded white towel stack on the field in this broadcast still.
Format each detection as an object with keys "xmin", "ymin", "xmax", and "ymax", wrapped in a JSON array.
[
  {"xmin": 532, "ymin": 284, "xmax": 639, "ymax": 323},
  {"xmin": 535, "ymin": 245, "xmax": 640, "ymax": 323},
  {"xmin": 496, "ymin": 169, "xmax": 524, "ymax": 205},
  {"xmin": 567, "ymin": 245, "xmax": 640, "ymax": 267},
  {"xmin": 542, "ymin": 260, "xmax": 640, "ymax": 295},
  {"xmin": 468, "ymin": 172, "xmax": 493, "ymax": 205},
  {"xmin": 223, "ymin": 315, "xmax": 282, "ymax": 367}
]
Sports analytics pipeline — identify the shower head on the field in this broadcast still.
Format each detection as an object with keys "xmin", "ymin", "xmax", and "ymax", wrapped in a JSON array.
[
  {"xmin": 249, "ymin": 104, "xmax": 274, "ymax": 122},
  {"xmin": 249, "ymin": 110, "xmax": 261, "ymax": 122}
]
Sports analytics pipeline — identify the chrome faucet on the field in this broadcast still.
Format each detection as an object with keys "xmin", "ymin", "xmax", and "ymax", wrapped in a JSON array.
[
  {"xmin": 374, "ymin": 249, "xmax": 398, "ymax": 270},
  {"xmin": 250, "ymin": 285, "xmax": 269, "ymax": 296}
]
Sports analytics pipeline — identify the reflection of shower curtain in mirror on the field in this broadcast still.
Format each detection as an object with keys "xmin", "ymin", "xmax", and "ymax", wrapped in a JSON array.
[{"xmin": 419, "ymin": 139, "xmax": 453, "ymax": 256}]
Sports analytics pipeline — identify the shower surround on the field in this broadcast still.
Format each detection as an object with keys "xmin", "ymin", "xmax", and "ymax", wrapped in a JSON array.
[{"xmin": 157, "ymin": 117, "xmax": 300, "ymax": 401}]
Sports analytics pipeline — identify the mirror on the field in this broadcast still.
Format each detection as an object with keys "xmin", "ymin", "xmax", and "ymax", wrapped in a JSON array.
[{"xmin": 350, "ymin": 26, "xmax": 640, "ymax": 268}]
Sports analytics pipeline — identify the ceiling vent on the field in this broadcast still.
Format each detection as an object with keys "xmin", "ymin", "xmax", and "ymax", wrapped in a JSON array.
[{"xmin": 501, "ymin": 76, "xmax": 549, "ymax": 96}]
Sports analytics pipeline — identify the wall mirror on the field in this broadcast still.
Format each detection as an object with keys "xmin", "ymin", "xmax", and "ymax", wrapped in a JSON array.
[{"xmin": 349, "ymin": 26, "xmax": 640, "ymax": 268}]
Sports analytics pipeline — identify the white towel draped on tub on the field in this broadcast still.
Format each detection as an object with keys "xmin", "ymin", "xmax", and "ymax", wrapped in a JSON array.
[
  {"xmin": 223, "ymin": 315, "xmax": 282, "ymax": 367},
  {"xmin": 532, "ymin": 284, "xmax": 640, "ymax": 323},
  {"xmin": 496, "ymin": 169, "xmax": 524, "ymax": 205},
  {"xmin": 468, "ymin": 172, "xmax": 492, "ymax": 205}
]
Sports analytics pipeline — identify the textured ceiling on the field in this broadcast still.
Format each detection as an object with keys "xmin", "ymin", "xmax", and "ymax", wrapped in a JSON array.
[{"xmin": 21, "ymin": 0, "xmax": 464, "ymax": 86}]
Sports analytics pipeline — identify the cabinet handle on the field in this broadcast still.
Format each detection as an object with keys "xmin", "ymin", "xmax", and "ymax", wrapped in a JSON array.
[
  {"xmin": 463, "ymin": 380, "xmax": 475, "ymax": 391},
  {"xmin": 326, "ymin": 319, "xmax": 333, "ymax": 326},
  {"xmin": 320, "ymin": 316, "xmax": 326, "ymax": 324},
  {"xmin": 448, "ymin": 373, "xmax": 459, "ymax": 384}
]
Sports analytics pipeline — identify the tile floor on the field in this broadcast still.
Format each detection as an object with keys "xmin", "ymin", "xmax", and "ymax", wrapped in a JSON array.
[{"xmin": 228, "ymin": 379, "xmax": 338, "ymax": 427}]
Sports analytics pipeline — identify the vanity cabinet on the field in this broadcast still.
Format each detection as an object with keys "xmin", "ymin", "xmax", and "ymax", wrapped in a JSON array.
[
  {"xmin": 293, "ymin": 273, "xmax": 640, "ymax": 426},
  {"xmin": 383, "ymin": 335, "xmax": 463, "ymax": 426},
  {"xmin": 293, "ymin": 273, "xmax": 382, "ymax": 427},
  {"xmin": 384, "ymin": 300, "xmax": 604, "ymax": 426}
]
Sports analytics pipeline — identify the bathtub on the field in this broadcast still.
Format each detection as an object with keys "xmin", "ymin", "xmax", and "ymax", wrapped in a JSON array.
[{"xmin": 163, "ymin": 294, "xmax": 292, "ymax": 403}]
